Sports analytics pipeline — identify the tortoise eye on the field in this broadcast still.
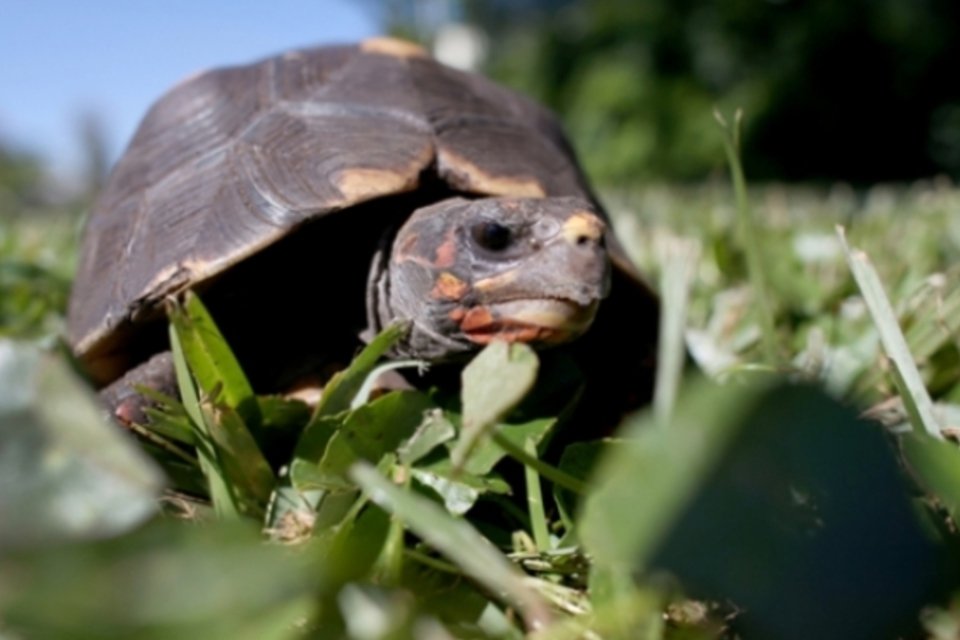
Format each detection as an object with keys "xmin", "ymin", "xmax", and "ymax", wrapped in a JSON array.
[{"xmin": 472, "ymin": 221, "xmax": 512, "ymax": 251}]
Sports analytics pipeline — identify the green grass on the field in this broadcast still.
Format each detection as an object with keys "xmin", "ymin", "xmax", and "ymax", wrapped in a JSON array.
[{"xmin": 3, "ymin": 176, "xmax": 960, "ymax": 638}]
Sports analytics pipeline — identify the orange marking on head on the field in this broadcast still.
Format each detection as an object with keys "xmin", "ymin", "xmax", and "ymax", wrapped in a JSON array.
[
  {"xmin": 431, "ymin": 272, "xmax": 469, "ymax": 300},
  {"xmin": 393, "ymin": 233, "xmax": 434, "ymax": 267},
  {"xmin": 460, "ymin": 306, "xmax": 494, "ymax": 333},
  {"xmin": 448, "ymin": 307, "xmax": 467, "ymax": 323},
  {"xmin": 433, "ymin": 230, "xmax": 457, "ymax": 268},
  {"xmin": 396, "ymin": 233, "xmax": 418, "ymax": 258}
]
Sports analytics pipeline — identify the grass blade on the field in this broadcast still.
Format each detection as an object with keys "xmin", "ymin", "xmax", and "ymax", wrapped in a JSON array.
[
  {"xmin": 838, "ymin": 226, "xmax": 941, "ymax": 438},
  {"xmin": 167, "ymin": 292, "xmax": 259, "ymax": 427},
  {"xmin": 524, "ymin": 437, "xmax": 551, "ymax": 552},
  {"xmin": 201, "ymin": 401, "xmax": 277, "ymax": 518},
  {"xmin": 351, "ymin": 460, "xmax": 553, "ymax": 632},
  {"xmin": 491, "ymin": 430, "xmax": 586, "ymax": 494},
  {"xmin": 716, "ymin": 108, "xmax": 779, "ymax": 365},
  {"xmin": 169, "ymin": 322, "xmax": 239, "ymax": 518},
  {"xmin": 654, "ymin": 235, "xmax": 700, "ymax": 426}
]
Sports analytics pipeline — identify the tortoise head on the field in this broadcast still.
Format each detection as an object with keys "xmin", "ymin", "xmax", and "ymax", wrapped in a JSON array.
[{"xmin": 367, "ymin": 196, "xmax": 611, "ymax": 360}]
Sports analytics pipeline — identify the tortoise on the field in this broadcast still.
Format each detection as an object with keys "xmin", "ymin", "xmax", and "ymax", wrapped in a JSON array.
[{"xmin": 67, "ymin": 37, "xmax": 659, "ymax": 426}]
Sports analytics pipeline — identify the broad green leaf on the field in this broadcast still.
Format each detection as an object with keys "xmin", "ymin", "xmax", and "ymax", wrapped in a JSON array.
[
  {"xmin": 201, "ymin": 401, "xmax": 276, "ymax": 517},
  {"xmin": 292, "ymin": 391, "xmax": 432, "ymax": 493},
  {"xmin": 351, "ymin": 461, "xmax": 553, "ymax": 631},
  {"xmin": 313, "ymin": 500, "xmax": 391, "ymax": 585},
  {"xmin": 315, "ymin": 391, "xmax": 433, "ymax": 479},
  {"xmin": 582, "ymin": 379, "xmax": 936, "ymax": 640},
  {"xmin": 168, "ymin": 291, "xmax": 260, "ymax": 428},
  {"xmin": 411, "ymin": 459, "xmax": 510, "ymax": 515},
  {"xmin": 462, "ymin": 416, "xmax": 555, "ymax": 476},
  {"xmin": 257, "ymin": 395, "xmax": 311, "ymax": 432},
  {"xmin": 397, "ymin": 408, "xmax": 456, "ymax": 466},
  {"xmin": 0, "ymin": 341, "xmax": 163, "ymax": 548},
  {"xmin": 289, "ymin": 459, "xmax": 341, "ymax": 494},
  {"xmin": 581, "ymin": 379, "xmax": 763, "ymax": 568},
  {"xmin": 453, "ymin": 342, "xmax": 539, "ymax": 471},
  {"xmin": 311, "ymin": 321, "xmax": 409, "ymax": 419},
  {"xmin": 292, "ymin": 415, "xmax": 341, "ymax": 468}
]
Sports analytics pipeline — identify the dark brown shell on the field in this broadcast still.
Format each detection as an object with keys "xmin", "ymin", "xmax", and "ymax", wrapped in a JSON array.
[{"xmin": 68, "ymin": 37, "xmax": 650, "ymax": 385}]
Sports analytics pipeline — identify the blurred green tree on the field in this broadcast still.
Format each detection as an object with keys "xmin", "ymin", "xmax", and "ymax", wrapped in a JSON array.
[
  {"xmin": 374, "ymin": 0, "xmax": 960, "ymax": 184},
  {"xmin": 0, "ymin": 141, "xmax": 44, "ymax": 213}
]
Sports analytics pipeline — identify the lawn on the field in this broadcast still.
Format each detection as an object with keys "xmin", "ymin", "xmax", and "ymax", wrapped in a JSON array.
[{"xmin": 2, "ymin": 169, "xmax": 960, "ymax": 639}]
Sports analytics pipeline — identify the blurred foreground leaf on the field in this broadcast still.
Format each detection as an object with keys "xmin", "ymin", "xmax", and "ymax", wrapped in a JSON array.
[
  {"xmin": 351, "ymin": 461, "xmax": 553, "ymax": 632},
  {"xmin": 0, "ymin": 519, "xmax": 317, "ymax": 639},
  {"xmin": 902, "ymin": 433, "xmax": 960, "ymax": 524},
  {"xmin": 0, "ymin": 340, "xmax": 163, "ymax": 549},
  {"xmin": 453, "ymin": 341, "xmax": 539, "ymax": 471},
  {"xmin": 582, "ymin": 379, "xmax": 937, "ymax": 640}
]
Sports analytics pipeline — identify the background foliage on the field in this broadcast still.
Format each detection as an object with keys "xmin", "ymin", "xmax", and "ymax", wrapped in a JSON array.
[{"xmin": 382, "ymin": 0, "xmax": 960, "ymax": 184}]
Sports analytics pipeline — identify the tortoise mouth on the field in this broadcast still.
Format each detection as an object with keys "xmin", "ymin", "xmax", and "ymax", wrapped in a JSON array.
[{"xmin": 459, "ymin": 298, "xmax": 599, "ymax": 346}]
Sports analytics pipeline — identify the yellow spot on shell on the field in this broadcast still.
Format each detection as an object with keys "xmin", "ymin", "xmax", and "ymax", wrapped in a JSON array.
[
  {"xmin": 360, "ymin": 37, "xmax": 429, "ymax": 59},
  {"xmin": 439, "ymin": 150, "xmax": 546, "ymax": 198},
  {"xmin": 335, "ymin": 167, "xmax": 419, "ymax": 203}
]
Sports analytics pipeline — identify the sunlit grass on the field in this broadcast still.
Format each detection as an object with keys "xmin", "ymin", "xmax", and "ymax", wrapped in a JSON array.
[{"xmin": 3, "ymin": 178, "xmax": 960, "ymax": 638}]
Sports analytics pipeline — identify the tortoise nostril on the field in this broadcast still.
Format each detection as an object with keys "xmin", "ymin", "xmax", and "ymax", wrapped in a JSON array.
[{"xmin": 576, "ymin": 234, "xmax": 590, "ymax": 247}]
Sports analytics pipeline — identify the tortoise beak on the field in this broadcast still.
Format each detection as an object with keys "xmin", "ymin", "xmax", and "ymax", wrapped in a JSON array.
[{"xmin": 457, "ymin": 298, "xmax": 600, "ymax": 346}]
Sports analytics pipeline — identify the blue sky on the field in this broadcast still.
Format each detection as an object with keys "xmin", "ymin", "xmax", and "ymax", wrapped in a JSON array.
[{"xmin": 1, "ymin": 2, "xmax": 379, "ymax": 178}]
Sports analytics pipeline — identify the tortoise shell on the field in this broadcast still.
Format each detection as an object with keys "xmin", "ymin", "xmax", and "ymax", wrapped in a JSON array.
[{"xmin": 68, "ymin": 37, "xmax": 657, "ymax": 399}]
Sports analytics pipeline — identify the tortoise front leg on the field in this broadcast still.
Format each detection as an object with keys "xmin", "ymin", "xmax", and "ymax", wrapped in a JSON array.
[{"xmin": 99, "ymin": 351, "xmax": 178, "ymax": 427}]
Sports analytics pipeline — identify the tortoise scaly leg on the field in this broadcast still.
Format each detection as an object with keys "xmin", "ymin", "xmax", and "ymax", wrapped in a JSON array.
[{"xmin": 99, "ymin": 351, "xmax": 177, "ymax": 427}]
